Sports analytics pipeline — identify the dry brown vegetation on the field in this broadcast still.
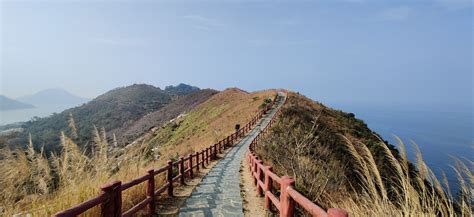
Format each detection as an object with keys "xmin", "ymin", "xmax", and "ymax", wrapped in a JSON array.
[
  {"xmin": 255, "ymin": 92, "xmax": 472, "ymax": 216},
  {"xmin": 0, "ymin": 88, "xmax": 276, "ymax": 216}
]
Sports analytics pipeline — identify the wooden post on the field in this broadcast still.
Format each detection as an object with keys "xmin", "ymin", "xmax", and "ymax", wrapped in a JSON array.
[
  {"xmin": 167, "ymin": 160, "xmax": 173, "ymax": 196},
  {"xmin": 209, "ymin": 145, "xmax": 213, "ymax": 160},
  {"xmin": 218, "ymin": 140, "xmax": 223, "ymax": 153},
  {"xmin": 253, "ymin": 158, "xmax": 259, "ymax": 186},
  {"xmin": 147, "ymin": 169, "xmax": 155, "ymax": 216},
  {"xmin": 280, "ymin": 176, "xmax": 295, "ymax": 217},
  {"xmin": 249, "ymin": 154, "xmax": 254, "ymax": 172},
  {"xmin": 205, "ymin": 148, "xmax": 209, "ymax": 165},
  {"xmin": 196, "ymin": 152, "xmax": 200, "ymax": 171},
  {"xmin": 328, "ymin": 208, "xmax": 349, "ymax": 217},
  {"xmin": 264, "ymin": 166, "xmax": 273, "ymax": 210},
  {"xmin": 100, "ymin": 181, "xmax": 122, "ymax": 217},
  {"xmin": 213, "ymin": 144, "xmax": 218, "ymax": 159},
  {"xmin": 201, "ymin": 150, "xmax": 205, "ymax": 168},
  {"xmin": 257, "ymin": 160, "xmax": 263, "ymax": 196},
  {"xmin": 179, "ymin": 157, "xmax": 185, "ymax": 185},
  {"xmin": 188, "ymin": 154, "xmax": 194, "ymax": 178}
]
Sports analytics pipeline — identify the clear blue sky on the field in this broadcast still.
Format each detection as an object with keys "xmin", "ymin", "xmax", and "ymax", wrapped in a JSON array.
[{"xmin": 1, "ymin": 0, "xmax": 472, "ymax": 108}]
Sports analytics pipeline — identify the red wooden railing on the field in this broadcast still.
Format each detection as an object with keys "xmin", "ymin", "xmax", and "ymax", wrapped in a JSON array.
[
  {"xmin": 53, "ymin": 99, "xmax": 277, "ymax": 217},
  {"xmin": 247, "ymin": 93, "xmax": 349, "ymax": 217}
]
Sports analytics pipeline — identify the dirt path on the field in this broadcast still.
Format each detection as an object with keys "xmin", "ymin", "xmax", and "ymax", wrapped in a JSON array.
[{"xmin": 240, "ymin": 153, "xmax": 267, "ymax": 217}]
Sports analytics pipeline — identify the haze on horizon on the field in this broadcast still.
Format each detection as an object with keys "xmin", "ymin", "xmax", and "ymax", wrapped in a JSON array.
[{"xmin": 1, "ymin": 0, "xmax": 472, "ymax": 109}]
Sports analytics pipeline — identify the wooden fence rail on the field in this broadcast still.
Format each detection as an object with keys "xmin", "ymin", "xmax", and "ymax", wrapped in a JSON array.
[
  {"xmin": 247, "ymin": 93, "xmax": 349, "ymax": 217},
  {"xmin": 54, "ymin": 98, "xmax": 277, "ymax": 217}
]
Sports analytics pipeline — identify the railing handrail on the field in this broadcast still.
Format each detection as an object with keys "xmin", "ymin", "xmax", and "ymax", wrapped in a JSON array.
[
  {"xmin": 247, "ymin": 93, "xmax": 349, "ymax": 217},
  {"xmin": 53, "ymin": 96, "xmax": 278, "ymax": 217}
]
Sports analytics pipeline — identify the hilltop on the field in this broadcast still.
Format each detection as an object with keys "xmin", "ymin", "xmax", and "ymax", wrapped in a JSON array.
[
  {"xmin": 0, "ymin": 95, "xmax": 35, "ymax": 110},
  {"xmin": 165, "ymin": 83, "xmax": 201, "ymax": 96}
]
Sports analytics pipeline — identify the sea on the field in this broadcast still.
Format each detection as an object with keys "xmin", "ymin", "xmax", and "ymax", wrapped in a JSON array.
[
  {"xmin": 0, "ymin": 104, "xmax": 76, "ymax": 126},
  {"xmin": 332, "ymin": 103, "xmax": 473, "ymax": 195}
]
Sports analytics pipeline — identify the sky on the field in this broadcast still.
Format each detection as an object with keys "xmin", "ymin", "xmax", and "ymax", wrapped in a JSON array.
[{"xmin": 1, "ymin": 0, "xmax": 472, "ymax": 108}]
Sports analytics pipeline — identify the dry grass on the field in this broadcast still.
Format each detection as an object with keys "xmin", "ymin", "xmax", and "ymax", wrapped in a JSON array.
[
  {"xmin": 255, "ymin": 92, "xmax": 473, "ymax": 217},
  {"xmin": 0, "ymin": 89, "xmax": 277, "ymax": 216}
]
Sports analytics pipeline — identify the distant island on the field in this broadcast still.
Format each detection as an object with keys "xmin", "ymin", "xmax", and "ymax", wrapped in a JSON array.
[
  {"xmin": 17, "ymin": 88, "xmax": 90, "ymax": 106},
  {"xmin": 0, "ymin": 95, "xmax": 35, "ymax": 110}
]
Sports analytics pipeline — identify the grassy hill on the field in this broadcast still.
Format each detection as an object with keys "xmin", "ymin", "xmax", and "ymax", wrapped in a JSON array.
[
  {"xmin": 3, "ymin": 83, "xmax": 203, "ymax": 153},
  {"xmin": 114, "ymin": 89, "xmax": 218, "ymax": 145},
  {"xmin": 0, "ymin": 87, "xmax": 277, "ymax": 216},
  {"xmin": 254, "ymin": 92, "xmax": 471, "ymax": 216},
  {"xmin": 141, "ymin": 88, "xmax": 277, "ymax": 160}
]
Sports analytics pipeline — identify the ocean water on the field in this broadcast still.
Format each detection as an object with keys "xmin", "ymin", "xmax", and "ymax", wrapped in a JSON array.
[
  {"xmin": 0, "ymin": 104, "xmax": 77, "ymax": 126},
  {"xmin": 333, "ymin": 103, "xmax": 473, "ymax": 195}
]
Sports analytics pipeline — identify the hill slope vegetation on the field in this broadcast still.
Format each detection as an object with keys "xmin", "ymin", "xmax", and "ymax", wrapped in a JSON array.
[
  {"xmin": 2, "ymin": 83, "xmax": 204, "ymax": 153},
  {"xmin": 255, "ymin": 92, "xmax": 472, "ymax": 216},
  {"xmin": 0, "ymin": 87, "xmax": 277, "ymax": 216}
]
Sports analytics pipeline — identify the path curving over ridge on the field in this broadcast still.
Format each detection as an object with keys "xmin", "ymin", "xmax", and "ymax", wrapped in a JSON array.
[{"xmin": 179, "ymin": 92, "xmax": 286, "ymax": 217}]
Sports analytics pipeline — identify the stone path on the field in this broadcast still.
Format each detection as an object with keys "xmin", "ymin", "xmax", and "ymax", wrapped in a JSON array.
[{"xmin": 178, "ymin": 92, "xmax": 285, "ymax": 217}]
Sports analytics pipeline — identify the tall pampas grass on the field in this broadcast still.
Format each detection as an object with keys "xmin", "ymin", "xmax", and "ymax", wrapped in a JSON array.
[
  {"xmin": 0, "ymin": 124, "xmax": 163, "ymax": 216},
  {"xmin": 334, "ymin": 135, "xmax": 472, "ymax": 217}
]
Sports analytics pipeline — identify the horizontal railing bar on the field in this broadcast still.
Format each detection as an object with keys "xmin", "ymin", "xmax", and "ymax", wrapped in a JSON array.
[
  {"xmin": 53, "ymin": 193, "xmax": 107, "ymax": 217},
  {"xmin": 121, "ymin": 197, "xmax": 152, "ymax": 217},
  {"xmin": 287, "ymin": 187, "xmax": 328, "ymax": 217},
  {"xmin": 172, "ymin": 174, "xmax": 182, "ymax": 183},
  {"xmin": 173, "ymin": 160, "xmax": 182, "ymax": 167},
  {"xmin": 121, "ymin": 174, "xmax": 151, "ymax": 191},
  {"xmin": 266, "ymin": 192, "xmax": 281, "ymax": 211},
  {"xmin": 267, "ymin": 171, "xmax": 281, "ymax": 184},
  {"xmin": 153, "ymin": 166, "xmax": 169, "ymax": 175},
  {"xmin": 257, "ymin": 180, "xmax": 265, "ymax": 189},
  {"xmin": 155, "ymin": 183, "xmax": 169, "ymax": 195}
]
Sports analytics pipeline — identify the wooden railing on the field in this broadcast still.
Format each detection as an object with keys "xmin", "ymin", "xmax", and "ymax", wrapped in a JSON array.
[
  {"xmin": 54, "ymin": 100, "xmax": 277, "ymax": 217},
  {"xmin": 247, "ymin": 94, "xmax": 349, "ymax": 217}
]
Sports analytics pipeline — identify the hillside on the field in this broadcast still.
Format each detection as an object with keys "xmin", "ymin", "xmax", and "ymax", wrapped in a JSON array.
[
  {"xmin": 0, "ymin": 87, "xmax": 277, "ymax": 216},
  {"xmin": 253, "ymin": 92, "xmax": 466, "ymax": 216},
  {"xmin": 3, "ymin": 84, "xmax": 201, "ymax": 152},
  {"xmin": 256, "ymin": 92, "xmax": 398, "ymax": 190},
  {"xmin": 17, "ymin": 88, "xmax": 89, "ymax": 105},
  {"xmin": 0, "ymin": 95, "xmax": 35, "ymax": 110},
  {"xmin": 114, "ymin": 89, "xmax": 218, "ymax": 145},
  {"xmin": 140, "ymin": 88, "xmax": 277, "ymax": 159}
]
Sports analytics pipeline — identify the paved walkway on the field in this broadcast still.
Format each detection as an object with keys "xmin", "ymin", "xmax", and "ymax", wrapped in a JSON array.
[{"xmin": 179, "ymin": 92, "xmax": 285, "ymax": 217}]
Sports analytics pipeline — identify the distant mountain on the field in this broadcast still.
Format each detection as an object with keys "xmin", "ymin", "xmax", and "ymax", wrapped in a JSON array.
[
  {"xmin": 165, "ymin": 83, "xmax": 200, "ymax": 96},
  {"xmin": 17, "ymin": 88, "xmax": 89, "ymax": 105},
  {"xmin": 0, "ymin": 95, "xmax": 35, "ymax": 110}
]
